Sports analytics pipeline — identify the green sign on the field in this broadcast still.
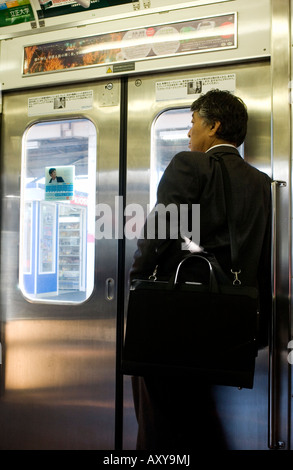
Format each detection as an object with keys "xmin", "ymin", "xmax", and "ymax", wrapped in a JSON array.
[{"xmin": 0, "ymin": 0, "xmax": 34, "ymax": 27}]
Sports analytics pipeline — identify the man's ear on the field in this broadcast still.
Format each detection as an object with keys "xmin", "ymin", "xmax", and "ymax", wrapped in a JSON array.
[{"xmin": 209, "ymin": 120, "xmax": 221, "ymax": 136}]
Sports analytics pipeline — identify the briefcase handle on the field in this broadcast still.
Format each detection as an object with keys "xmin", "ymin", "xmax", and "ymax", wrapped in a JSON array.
[{"xmin": 172, "ymin": 254, "xmax": 219, "ymax": 293}]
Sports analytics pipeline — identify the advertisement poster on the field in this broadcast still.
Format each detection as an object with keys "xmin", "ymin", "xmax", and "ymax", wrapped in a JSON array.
[
  {"xmin": 0, "ymin": 0, "xmax": 34, "ymax": 27},
  {"xmin": 45, "ymin": 166, "xmax": 75, "ymax": 201},
  {"xmin": 38, "ymin": 0, "xmax": 133, "ymax": 19},
  {"xmin": 23, "ymin": 13, "xmax": 236, "ymax": 75},
  {"xmin": 28, "ymin": 90, "xmax": 93, "ymax": 116},
  {"xmin": 156, "ymin": 73, "xmax": 236, "ymax": 101}
]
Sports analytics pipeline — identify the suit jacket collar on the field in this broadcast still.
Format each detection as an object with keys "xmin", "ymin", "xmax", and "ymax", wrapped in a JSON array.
[{"xmin": 205, "ymin": 145, "xmax": 241, "ymax": 158}]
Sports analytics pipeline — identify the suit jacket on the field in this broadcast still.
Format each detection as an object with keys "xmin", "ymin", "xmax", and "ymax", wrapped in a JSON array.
[
  {"xmin": 49, "ymin": 176, "xmax": 64, "ymax": 183},
  {"xmin": 130, "ymin": 145, "xmax": 272, "ymax": 344}
]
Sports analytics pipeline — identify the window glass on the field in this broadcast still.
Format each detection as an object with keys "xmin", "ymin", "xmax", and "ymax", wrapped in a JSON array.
[
  {"xmin": 23, "ymin": 202, "xmax": 32, "ymax": 274},
  {"xmin": 19, "ymin": 119, "xmax": 96, "ymax": 304},
  {"xmin": 150, "ymin": 107, "xmax": 244, "ymax": 207},
  {"xmin": 150, "ymin": 108, "xmax": 191, "ymax": 208}
]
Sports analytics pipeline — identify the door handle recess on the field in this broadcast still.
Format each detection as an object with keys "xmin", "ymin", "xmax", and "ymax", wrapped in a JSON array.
[{"xmin": 105, "ymin": 278, "xmax": 115, "ymax": 301}]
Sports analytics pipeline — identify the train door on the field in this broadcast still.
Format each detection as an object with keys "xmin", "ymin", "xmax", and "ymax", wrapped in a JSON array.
[
  {"xmin": 0, "ymin": 81, "xmax": 120, "ymax": 449},
  {"xmin": 124, "ymin": 62, "xmax": 273, "ymax": 450}
]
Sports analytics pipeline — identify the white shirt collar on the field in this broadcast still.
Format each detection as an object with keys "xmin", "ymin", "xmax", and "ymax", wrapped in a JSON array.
[{"xmin": 205, "ymin": 144, "xmax": 236, "ymax": 153}]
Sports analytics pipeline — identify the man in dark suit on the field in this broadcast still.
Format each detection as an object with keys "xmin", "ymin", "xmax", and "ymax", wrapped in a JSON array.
[
  {"xmin": 49, "ymin": 168, "xmax": 65, "ymax": 183},
  {"xmin": 129, "ymin": 89, "xmax": 272, "ymax": 450}
]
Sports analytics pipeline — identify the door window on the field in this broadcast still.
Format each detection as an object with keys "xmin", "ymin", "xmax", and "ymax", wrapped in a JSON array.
[
  {"xmin": 19, "ymin": 118, "xmax": 96, "ymax": 303},
  {"xmin": 150, "ymin": 108, "xmax": 191, "ymax": 207},
  {"xmin": 150, "ymin": 107, "xmax": 244, "ymax": 207}
]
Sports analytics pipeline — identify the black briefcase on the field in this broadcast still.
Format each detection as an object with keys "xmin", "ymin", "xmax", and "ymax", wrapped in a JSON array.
[
  {"xmin": 122, "ymin": 254, "xmax": 259, "ymax": 389},
  {"xmin": 122, "ymin": 155, "xmax": 261, "ymax": 389}
]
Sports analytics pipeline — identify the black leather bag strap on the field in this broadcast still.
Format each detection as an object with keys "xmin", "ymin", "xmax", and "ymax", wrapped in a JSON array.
[{"xmin": 215, "ymin": 155, "xmax": 241, "ymax": 283}]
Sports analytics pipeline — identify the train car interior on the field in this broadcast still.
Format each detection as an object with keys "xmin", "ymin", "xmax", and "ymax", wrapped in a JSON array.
[{"xmin": 0, "ymin": 0, "xmax": 292, "ymax": 453}]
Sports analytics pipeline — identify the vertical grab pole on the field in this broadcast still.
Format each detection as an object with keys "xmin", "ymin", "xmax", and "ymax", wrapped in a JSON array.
[
  {"xmin": 269, "ymin": 180, "xmax": 287, "ymax": 449},
  {"xmin": 269, "ymin": 181, "xmax": 277, "ymax": 449}
]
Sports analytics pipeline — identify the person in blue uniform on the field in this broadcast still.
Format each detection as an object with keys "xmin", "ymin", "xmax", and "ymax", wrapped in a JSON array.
[{"xmin": 129, "ymin": 89, "xmax": 272, "ymax": 450}]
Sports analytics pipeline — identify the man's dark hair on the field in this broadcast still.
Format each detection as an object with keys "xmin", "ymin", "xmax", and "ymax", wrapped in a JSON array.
[
  {"xmin": 190, "ymin": 89, "xmax": 248, "ymax": 147},
  {"xmin": 49, "ymin": 168, "xmax": 56, "ymax": 175}
]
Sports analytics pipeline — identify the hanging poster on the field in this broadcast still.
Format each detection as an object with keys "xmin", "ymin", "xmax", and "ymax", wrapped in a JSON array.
[
  {"xmin": 23, "ymin": 13, "xmax": 237, "ymax": 75},
  {"xmin": 45, "ymin": 166, "xmax": 75, "ymax": 201},
  {"xmin": 0, "ymin": 0, "xmax": 34, "ymax": 27},
  {"xmin": 37, "ymin": 0, "xmax": 133, "ymax": 19}
]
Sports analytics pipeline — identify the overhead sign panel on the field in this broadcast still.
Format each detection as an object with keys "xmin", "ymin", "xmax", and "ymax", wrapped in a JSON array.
[{"xmin": 23, "ymin": 13, "xmax": 237, "ymax": 75}]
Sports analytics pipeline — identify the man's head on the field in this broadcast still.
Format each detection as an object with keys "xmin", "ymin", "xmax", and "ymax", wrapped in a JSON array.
[
  {"xmin": 188, "ymin": 89, "xmax": 248, "ymax": 152},
  {"xmin": 49, "ymin": 168, "xmax": 57, "ymax": 179}
]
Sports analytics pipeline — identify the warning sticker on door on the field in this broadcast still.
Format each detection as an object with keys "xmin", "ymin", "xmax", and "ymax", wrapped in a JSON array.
[
  {"xmin": 28, "ymin": 90, "xmax": 93, "ymax": 116},
  {"xmin": 156, "ymin": 74, "xmax": 235, "ymax": 101}
]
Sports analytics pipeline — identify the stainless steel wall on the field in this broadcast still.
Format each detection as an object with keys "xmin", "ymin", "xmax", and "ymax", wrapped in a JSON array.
[
  {"xmin": 124, "ymin": 62, "xmax": 273, "ymax": 450},
  {"xmin": 0, "ymin": 80, "xmax": 120, "ymax": 449},
  {"xmin": 268, "ymin": 0, "xmax": 291, "ymax": 450}
]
